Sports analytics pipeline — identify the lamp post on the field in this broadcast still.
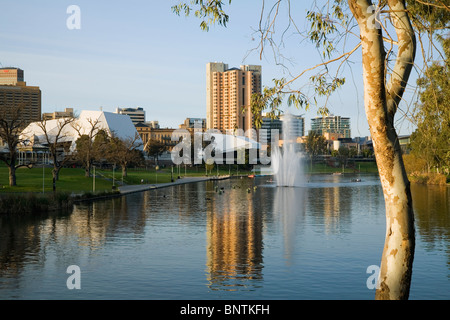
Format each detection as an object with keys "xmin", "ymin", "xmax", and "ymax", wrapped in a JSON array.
[
  {"xmin": 42, "ymin": 152, "xmax": 45, "ymax": 194},
  {"xmin": 113, "ymin": 164, "xmax": 116, "ymax": 188},
  {"xmin": 93, "ymin": 165, "xmax": 96, "ymax": 193}
]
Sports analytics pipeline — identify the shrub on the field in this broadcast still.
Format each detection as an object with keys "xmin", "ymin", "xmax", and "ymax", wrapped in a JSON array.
[{"xmin": 0, "ymin": 192, "xmax": 74, "ymax": 215}]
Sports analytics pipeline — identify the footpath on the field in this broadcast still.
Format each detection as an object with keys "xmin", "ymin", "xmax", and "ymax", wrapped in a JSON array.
[{"xmin": 118, "ymin": 176, "xmax": 230, "ymax": 195}]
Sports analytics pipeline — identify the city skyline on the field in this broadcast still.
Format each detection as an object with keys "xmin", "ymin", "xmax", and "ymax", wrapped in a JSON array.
[{"xmin": 0, "ymin": 1, "xmax": 418, "ymax": 137}]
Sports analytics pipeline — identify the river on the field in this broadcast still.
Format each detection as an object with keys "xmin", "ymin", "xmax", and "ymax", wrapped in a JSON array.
[{"xmin": 0, "ymin": 174, "xmax": 448, "ymax": 299}]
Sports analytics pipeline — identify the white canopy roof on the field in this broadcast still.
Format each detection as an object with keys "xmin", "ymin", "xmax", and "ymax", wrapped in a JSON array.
[{"xmin": 20, "ymin": 110, "xmax": 143, "ymax": 151}]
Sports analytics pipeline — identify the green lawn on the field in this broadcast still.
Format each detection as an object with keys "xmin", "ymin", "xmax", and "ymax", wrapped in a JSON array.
[
  {"xmin": 0, "ymin": 166, "xmax": 114, "ymax": 193},
  {"xmin": 0, "ymin": 164, "xmax": 254, "ymax": 194},
  {"xmin": 305, "ymin": 161, "xmax": 378, "ymax": 174}
]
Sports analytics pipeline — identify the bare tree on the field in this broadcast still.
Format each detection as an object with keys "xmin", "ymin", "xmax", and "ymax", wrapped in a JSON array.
[
  {"xmin": 108, "ymin": 132, "xmax": 143, "ymax": 177},
  {"xmin": 0, "ymin": 104, "xmax": 32, "ymax": 186},
  {"xmin": 72, "ymin": 117, "xmax": 102, "ymax": 177},
  {"xmin": 36, "ymin": 117, "xmax": 76, "ymax": 191}
]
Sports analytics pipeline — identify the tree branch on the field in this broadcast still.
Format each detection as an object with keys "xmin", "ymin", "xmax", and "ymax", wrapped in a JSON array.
[
  {"xmin": 279, "ymin": 41, "xmax": 361, "ymax": 91},
  {"xmin": 385, "ymin": 0, "xmax": 416, "ymax": 119}
]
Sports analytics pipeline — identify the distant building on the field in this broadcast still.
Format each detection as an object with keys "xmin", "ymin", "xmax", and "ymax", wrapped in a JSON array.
[
  {"xmin": 115, "ymin": 107, "xmax": 145, "ymax": 125},
  {"xmin": 0, "ymin": 67, "xmax": 41, "ymax": 127},
  {"xmin": 135, "ymin": 123, "xmax": 177, "ymax": 151},
  {"xmin": 280, "ymin": 114, "xmax": 305, "ymax": 140},
  {"xmin": 311, "ymin": 115, "xmax": 351, "ymax": 139},
  {"xmin": 260, "ymin": 114, "xmax": 282, "ymax": 146},
  {"xmin": 42, "ymin": 108, "xmax": 74, "ymax": 120},
  {"xmin": 179, "ymin": 118, "xmax": 206, "ymax": 130},
  {"xmin": 398, "ymin": 135, "xmax": 411, "ymax": 154},
  {"xmin": 145, "ymin": 120, "xmax": 160, "ymax": 129},
  {"xmin": 206, "ymin": 62, "xmax": 262, "ymax": 134},
  {"xmin": 323, "ymin": 132, "xmax": 343, "ymax": 141},
  {"xmin": 0, "ymin": 67, "xmax": 24, "ymax": 85}
]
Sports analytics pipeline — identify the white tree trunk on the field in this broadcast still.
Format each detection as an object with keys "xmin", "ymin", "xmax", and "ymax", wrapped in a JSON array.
[{"xmin": 349, "ymin": 0, "xmax": 416, "ymax": 300}]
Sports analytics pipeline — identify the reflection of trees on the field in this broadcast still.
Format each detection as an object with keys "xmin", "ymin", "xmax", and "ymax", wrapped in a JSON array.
[
  {"xmin": 0, "ymin": 214, "xmax": 46, "ymax": 280},
  {"xmin": 0, "ymin": 195, "xmax": 147, "ymax": 290},
  {"xmin": 206, "ymin": 180, "xmax": 264, "ymax": 291},
  {"xmin": 411, "ymin": 185, "xmax": 450, "ymax": 257},
  {"xmin": 69, "ymin": 195, "xmax": 147, "ymax": 249}
]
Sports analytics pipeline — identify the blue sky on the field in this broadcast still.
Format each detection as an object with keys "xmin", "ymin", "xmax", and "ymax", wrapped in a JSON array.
[{"xmin": 0, "ymin": 1, "xmax": 418, "ymax": 137}]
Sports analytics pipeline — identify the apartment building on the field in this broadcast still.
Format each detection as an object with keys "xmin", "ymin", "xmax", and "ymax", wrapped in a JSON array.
[
  {"xmin": 310, "ymin": 115, "xmax": 351, "ymax": 139},
  {"xmin": 206, "ymin": 62, "xmax": 262, "ymax": 134}
]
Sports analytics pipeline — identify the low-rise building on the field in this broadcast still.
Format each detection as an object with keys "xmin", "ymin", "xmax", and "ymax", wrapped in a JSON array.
[{"xmin": 42, "ymin": 108, "xmax": 74, "ymax": 120}]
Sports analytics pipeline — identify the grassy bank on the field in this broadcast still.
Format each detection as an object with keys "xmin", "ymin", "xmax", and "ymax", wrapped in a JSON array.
[
  {"xmin": 0, "ymin": 192, "xmax": 74, "ymax": 215},
  {"xmin": 304, "ymin": 161, "xmax": 379, "ymax": 174},
  {"xmin": 408, "ymin": 172, "xmax": 449, "ymax": 186}
]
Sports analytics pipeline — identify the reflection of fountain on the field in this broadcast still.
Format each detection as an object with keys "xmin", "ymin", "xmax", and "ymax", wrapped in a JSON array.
[
  {"xmin": 272, "ymin": 187, "xmax": 306, "ymax": 264},
  {"xmin": 271, "ymin": 113, "xmax": 305, "ymax": 187}
]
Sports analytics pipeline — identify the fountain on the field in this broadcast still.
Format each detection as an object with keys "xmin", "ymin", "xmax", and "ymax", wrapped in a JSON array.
[{"xmin": 270, "ymin": 113, "xmax": 305, "ymax": 187}]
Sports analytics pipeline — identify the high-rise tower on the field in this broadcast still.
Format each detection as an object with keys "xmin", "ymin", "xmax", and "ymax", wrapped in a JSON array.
[{"xmin": 206, "ymin": 62, "xmax": 262, "ymax": 133}]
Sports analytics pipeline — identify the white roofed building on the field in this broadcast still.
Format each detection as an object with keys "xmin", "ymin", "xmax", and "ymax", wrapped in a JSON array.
[{"xmin": 20, "ymin": 110, "xmax": 144, "ymax": 157}]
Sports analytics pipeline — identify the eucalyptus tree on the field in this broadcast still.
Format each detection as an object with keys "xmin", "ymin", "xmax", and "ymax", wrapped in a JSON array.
[
  {"xmin": 411, "ymin": 36, "xmax": 450, "ymax": 173},
  {"xmin": 305, "ymin": 130, "xmax": 327, "ymax": 169},
  {"xmin": 173, "ymin": 0, "xmax": 449, "ymax": 299}
]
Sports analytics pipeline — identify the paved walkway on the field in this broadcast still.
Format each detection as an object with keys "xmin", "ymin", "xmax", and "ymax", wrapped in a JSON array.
[{"xmin": 118, "ymin": 176, "xmax": 230, "ymax": 195}]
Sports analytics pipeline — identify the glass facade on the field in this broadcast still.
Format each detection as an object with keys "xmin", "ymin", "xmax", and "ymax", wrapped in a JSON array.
[{"xmin": 310, "ymin": 116, "xmax": 351, "ymax": 138}]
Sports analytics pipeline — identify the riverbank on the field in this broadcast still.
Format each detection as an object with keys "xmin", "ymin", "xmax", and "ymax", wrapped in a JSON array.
[
  {"xmin": 408, "ymin": 172, "xmax": 449, "ymax": 186},
  {"xmin": 118, "ymin": 175, "xmax": 230, "ymax": 195},
  {"xmin": 0, "ymin": 173, "xmax": 235, "ymax": 214},
  {"xmin": 0, "ymin": 191, "xmax": 74, "ymax": 215}
]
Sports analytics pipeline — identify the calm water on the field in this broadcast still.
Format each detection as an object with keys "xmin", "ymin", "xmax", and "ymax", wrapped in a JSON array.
[{"xmin": 0, "ymin": 174, "xmax": 448, "ymax": 300}]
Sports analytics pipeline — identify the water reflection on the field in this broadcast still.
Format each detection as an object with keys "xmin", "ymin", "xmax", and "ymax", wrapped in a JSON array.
[
  {"xmin": 307, "ymin": 175, "xmax": 354, "ymax": 235},
  {"xmin": 69, "ymin": 196, "xmax": 147, "ymax": 250},
  {"xmin": 205, "ymin": 179, "xmax": 264, "ymax": 291},
  {"xmin": 272, "ymin": 187, "xmax": 306, "ymax": 263},
  {"xmin": 0, "ymin": 214, "xmax": 46, "ymax": 283},
  {"xmin": 0, "ymin": 196, "xmax": 147, "ymax": 294},
  {"xmin": 412, "ymin": 184, "xmax": 450, "ymax": 253}
]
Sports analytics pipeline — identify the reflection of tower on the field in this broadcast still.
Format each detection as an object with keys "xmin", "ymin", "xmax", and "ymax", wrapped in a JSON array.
[{"xmin": 206, "ymin": 183, "xmax": 264, "ymax": 290}]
